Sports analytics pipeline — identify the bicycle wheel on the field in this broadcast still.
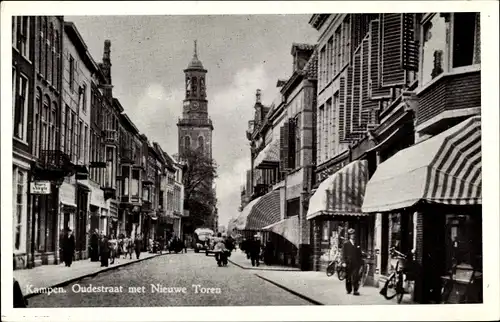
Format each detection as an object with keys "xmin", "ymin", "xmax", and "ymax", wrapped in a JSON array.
[
  {"xmin": 326, "ymin": 261, "xmax": 336, "ymax": 277},
  {"xmin": 396, "ymin": 278, "xmax": 405, "ymax": 304},
  {"xmin": 360, "ymin": 264, "xmax": 369, "ymax": 287},
  {"xmin": 382, "ymin": 273, "xmax": 399, "ymax": 300}
]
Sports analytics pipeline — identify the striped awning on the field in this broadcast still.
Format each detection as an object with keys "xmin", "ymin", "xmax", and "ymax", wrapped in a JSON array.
[
  {"xmin": 254, "ymin": 139, "xmax": 280, "ymax": 169},
  {"xmin": 235, "ymin": 190, "xmax": 281, "ymax": 230},
  {"xmin": 262, "ymin": 215, "xmax": 300, "ymax": 247},
  {"xmin": 307, "ymin": 160, "xmax": 369, "ymax": 220},
  {"xmin": 362, "ymin": 116, "xmax": 481, "ymax": 213}
]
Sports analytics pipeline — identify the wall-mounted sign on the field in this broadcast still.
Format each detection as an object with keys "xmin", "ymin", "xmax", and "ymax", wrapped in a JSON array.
[{"xmin": 31, "ymin": 181, "xmax": 51, "ymax": 194}]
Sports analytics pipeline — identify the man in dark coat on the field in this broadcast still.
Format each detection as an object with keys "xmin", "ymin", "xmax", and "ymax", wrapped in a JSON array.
[
  {"xmin": 343, "ymin": 228, "xmax": 363, "ymax": 295},
  {"xmin": 99, "ymin": 232, "xmax": 110, "ymax": 267},
  {"xmin": 264, "ymin": 238, "xmax": 275, "ymax": 265},
  {"xmin": 249, "ymin": 235, "xmax": 261, "ymax": 267},
  {"xmin": 134, "ymin": 234, "xmax": 142, "ymax": 259},
  {"xmin": 90, "ymin": 229, "xmax": 100, "ymax": 262},
  {"xmin": 62, "ymin": 229, "xmax": 76, "ymax": 267}
]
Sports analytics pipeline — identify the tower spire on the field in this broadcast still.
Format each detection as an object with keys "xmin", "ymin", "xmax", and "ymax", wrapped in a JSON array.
[{"xmin": 194, "ymin": 40, "xmax": 198, "ymax": 59}]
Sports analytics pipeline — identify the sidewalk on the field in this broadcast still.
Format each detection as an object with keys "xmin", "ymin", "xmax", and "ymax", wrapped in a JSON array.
[
  {"xmin": 254, "ymin": 270, "xmax": 415, "ymax": 305},
  {"xmin": 228, "ymin": 250, "xmax": 300, "ymax": 271},
  {"xmin": 14, "ymin": 251, "xmax": 165, "ymax": 298}
]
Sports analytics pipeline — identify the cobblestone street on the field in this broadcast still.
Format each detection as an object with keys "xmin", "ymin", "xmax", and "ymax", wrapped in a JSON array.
[{"xmin": 26, "ymin": 252, "xmax": 310, "ymax": 307}]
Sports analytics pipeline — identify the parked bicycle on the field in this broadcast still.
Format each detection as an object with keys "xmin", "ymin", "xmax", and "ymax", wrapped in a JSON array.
[
  {"xmin": 380, "ymin": 247, "xmax": 416, "ymax": 304},
  {"xmin": 360, "ymin": 250, "xmax": 373, "ymax": 287},
  {"xmin": 326, "ymin": 236, "xmax": 347, "ymax": 280}
]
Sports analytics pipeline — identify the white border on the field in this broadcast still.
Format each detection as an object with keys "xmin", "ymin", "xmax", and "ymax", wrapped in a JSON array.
[{"xmin": 2, "ymin": 1, "xmax": 499, "ymax": 321}]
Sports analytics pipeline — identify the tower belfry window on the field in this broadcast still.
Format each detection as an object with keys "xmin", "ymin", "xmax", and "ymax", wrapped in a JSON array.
[
  {"xmin": 198, "ymin": 136, "xmax": 204, "ymax": 154},
  {"xmin": 184, "ymin": 136, "xmax": 191, "ymax": 151}
]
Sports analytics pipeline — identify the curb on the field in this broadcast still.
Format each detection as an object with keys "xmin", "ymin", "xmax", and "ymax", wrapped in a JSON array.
[
  {"xmin": 24, "ymin": 252, "xmax": 167, "ymax": 300},
  {"xmin": 254, "ymin": 273, "xmax": 323, "ymax": 305},
  {"xmin": 227, "ymin": 258, "xmax": 302, "ymax": 272}
]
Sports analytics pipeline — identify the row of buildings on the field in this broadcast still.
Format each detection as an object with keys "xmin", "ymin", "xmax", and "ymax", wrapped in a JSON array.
[
  {"xmin": 230, "ymin": 13, "xmax": 482, "ymax": 304},
  {"xmin": 12, "ymin": 16, "xmax": 187, "ymax": 270}
]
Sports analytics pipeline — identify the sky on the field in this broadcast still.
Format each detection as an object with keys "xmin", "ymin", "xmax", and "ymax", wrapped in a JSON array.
[{"xmin": 68, "ymin": 15, "xmax": 318, "ymax": 229}]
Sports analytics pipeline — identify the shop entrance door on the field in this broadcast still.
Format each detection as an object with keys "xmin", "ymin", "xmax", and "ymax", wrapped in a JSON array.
[{"xmin": 421, "ymin": 213, "xmax": 446, "ymax": 304}]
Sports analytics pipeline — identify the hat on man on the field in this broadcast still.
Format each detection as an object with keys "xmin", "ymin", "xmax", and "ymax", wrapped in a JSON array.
[{"xmin": 347, "ymin": 228, "xmax": 355, "ymax": 235}]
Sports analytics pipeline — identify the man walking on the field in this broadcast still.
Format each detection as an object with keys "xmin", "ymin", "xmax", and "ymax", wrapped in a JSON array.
[
  {"xmin": 61, "ymin": 229, "xmax": 75, "ymax": 267},
  {"xmin": 134, "ymin": 234, "xmax": 142, "ymax": 259},
  {"xmin": 99, "ymin": 232, "xmax": 110, "ymax": 267},
  {"xmin": 343, "ymin": 228, "xmax": 363, "ymax": 295},
  {"xmin": 90, "ymin": 229, "xmax": 100, "ymax": 262},
  {"xmin": 250, "ymin": 234, "xmax": 261, "ymax": 267}
]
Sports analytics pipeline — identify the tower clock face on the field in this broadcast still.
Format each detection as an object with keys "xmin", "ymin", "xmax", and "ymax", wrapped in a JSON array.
[{"xmin": 192, "ymin": 102, "xmax": 199, "ymax": 110}]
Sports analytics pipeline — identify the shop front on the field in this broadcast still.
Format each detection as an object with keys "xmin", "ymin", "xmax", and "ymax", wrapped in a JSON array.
[
  {"xmin": 234, "ymin": 189, "xmax": 286, "ymax": 263},
  {"xmin": 307, "ymin": 159, "xmax": 373, "ymax": 282},
  {"xmin": 362, "ymin": 116, "xmax": 482, "ymax": 304}
]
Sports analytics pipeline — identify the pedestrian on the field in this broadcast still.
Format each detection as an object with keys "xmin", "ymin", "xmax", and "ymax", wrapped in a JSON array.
[
  {"xmin": 90, "ymin": 229, "xmax": 100, "ymax": 262},
  {"xmin": 343, "ymin": 228, "xmax": 363, "ymax": 296},
  {"xmin": 61, "ymin": 228, "xmax": 76, "ymax": 267},
  {"xmin": 134, "ymin": 234, "xmax": 142, "ymax": 259},
  {"xmin": 109, "ymin": 234, "xmax": 118, "ymax": 265},
  {"xmin": 183, "ymin": 236, "xmax": 188, "ymax": 253},
  {"xmin": 99, "ymin": 232, "xmax": 110, "ymax": 267},
  {"xmin": 127, "ymin": 236, "xmax": 134, "ymax": 259},
  {"xmin": 250, "ymin": 234, "xmax": 261, "ymax": 267},
  {"xmin": 264, "ymin": 238, "xmax": 275, "ymax": 265}
]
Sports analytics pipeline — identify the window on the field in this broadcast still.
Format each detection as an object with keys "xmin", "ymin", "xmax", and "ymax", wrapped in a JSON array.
[
  {"xmin": 84, "ymin": 125, "xmax": 88, "ymax": 164},
  {"xmin": 33, "ymin": 89, "xmax": 42, "ymax": 157},
  {"xmin": 69, "ymin": 55, "xmax": 75, "ymax": 92},
  {"xmin": 55, "ymin": 31, "xmax": 60, "ymax": 90},
  {"xmin": 44, "ymin": 18, "xmax": 48, "ymax": 77},
  {"xmin": 48, "ymin": 23, "xmax": 53, "ymax": 83},
  {"xmin": 64, "ymin": 105, "xmax": 70, "ymax": 155},
  {"xmin": 12, "ymin": 68, "xmax": 16, "ymax": 122},
  {"xmin": 131, "ymin": 169, "xmax": 140, "ymax": 197},
  {"xmin": 12, "ymin": 16, "xmax": 18, "ymax": 48},
  {"xmin": 198, "ymin": 136, "xmax": 204, "ymax": 154},
  {"xmin": 70, "ymin": 112, "xmax": 75, "ymax": 161},
  {"xmin": 78, "ymin": 120, "xmax": 83, "ymax": 161},
  {"xmin": 50, "ymin": 103, "xmax": 57, "ymax": 150},
  {"xmin": 294, "ymin": 116, "xmax": 301, "ymax": 168},
  {"xmin": 342, "ymin": 16, "xmax": 351, "ymax": 67},
  {"xmin": 421, "ymin": 13, "xmax": 480, "ymax": 86},
  {"xmin": 319, "ymin": 46, "xmax": 326, "ymax": 88},
  {"xmin": 37, "ymin": 17, "xmax": 42, "ymax": 73},
  {"xmin": 13, "ymin": 167, "xmax": 26, "ymax": 251},
  {"xmin": 81, "ymin": 83, "xmax": 87, "ymax": 113},
  {"xmin": 14, "ymin": 75, "xmax": 29, "ymax": 140},
  {"xmin": 19, "ymin": 16, "xmax": 29, "ymax": 58},
  {"xmin": 327, "ymin": 37, "xmax": 333, "ymax": 82},
  {"xmin": 453, "ymin": 13, "xmax": 480, "ymax": 68},
  {"xmin": 184, "ymin": 136, "xmax": 191, "ymax": 151},
  {"xmin": 334, "ymin": 26, "xmax": 341, "ymax": 76}
]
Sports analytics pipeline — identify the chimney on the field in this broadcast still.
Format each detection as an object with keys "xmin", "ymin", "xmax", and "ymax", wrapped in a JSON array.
[
  {"xmin": 256, "ymin": 89, "xmax": 262, "ymax": 104},
  {"xmin": 101, "ymin": 40, "xmax": 113, "ymax": 98}
]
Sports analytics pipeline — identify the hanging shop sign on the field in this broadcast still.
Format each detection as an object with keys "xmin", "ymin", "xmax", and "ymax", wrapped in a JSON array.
[{"xmin": 30, "ymin": 181, "xmax": 51, "ymax": 194}]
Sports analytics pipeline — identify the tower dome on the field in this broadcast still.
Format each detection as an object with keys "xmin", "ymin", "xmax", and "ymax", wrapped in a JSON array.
[{"xmin": 187, "ymin": 40, "xmax": 204, "ymax": 69}]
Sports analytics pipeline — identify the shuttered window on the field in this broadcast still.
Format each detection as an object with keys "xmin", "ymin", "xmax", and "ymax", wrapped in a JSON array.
[
  {"xmin": 361, "ymin": 36, "xmax": 377, "ymax": 125},
  {"xmin": 351, "ymin": 47, "xmax": 362, "ymax": 133},
  {"xmin": 381, "ymin": 13, "xmax": 407, "ymax": 87},
  {"xmin": 369, "ymin": 19, "xmax": 392, "ymax": 99},
  {"xmin": 279, "ymin": 122, "xmax": 289, "ymax": 171},
  {"xmin": 339, "ymin": 77, "xmax": 346, "ymax": 142}
]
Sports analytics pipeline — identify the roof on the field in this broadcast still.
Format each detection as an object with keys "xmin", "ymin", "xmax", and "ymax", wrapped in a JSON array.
[
  {"xmin": 119, "ymin": 113, "xmax": 140, "ymax": 135},
  {"xmin": 291, "ymin": 43, "xmax": 316, "ymax": 55},
  {"xmin": 303, "ymin": 50, "xmax": 318, "ymax": 80},
  {"xmin": 64, "ymin": 21, "xmax": 99, "ymax": 73}
]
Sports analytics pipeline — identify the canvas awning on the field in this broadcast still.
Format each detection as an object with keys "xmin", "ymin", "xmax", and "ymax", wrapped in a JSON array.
[
  {"xmin": 254, "ymin": 139, "xmax": 280, "ymax": 169},
  {"xmin": 307, "ymin": 160, "xmax": 369, "ymax": 220},
  {"xmin": 235, "ymin": 190, "xmax": 281, "ymax": 230},
  {"xmin": 362, "ymin": 116, "xmax": 481, "ymax": 213},
  {"xmin": 262, "ymin": 215, "xmax": 299, "ymax": 247}
]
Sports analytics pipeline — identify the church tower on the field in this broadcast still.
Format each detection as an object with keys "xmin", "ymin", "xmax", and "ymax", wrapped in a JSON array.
[{"xmin": 177, "ymin": 41, "xmax": 213, "ymax": 160}]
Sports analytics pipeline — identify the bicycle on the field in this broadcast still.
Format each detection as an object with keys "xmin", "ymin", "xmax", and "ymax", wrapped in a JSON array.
[
  {"xmin": 380, "ymin": 247, "xmax": 415, "ymax": 304},
  {"xmin": 360, "ymin": 250, "xmax": 373, "ymax": 287},
  {"xmin": 326, "ymin": 250, "xmax": 346, "ymax": 280}
]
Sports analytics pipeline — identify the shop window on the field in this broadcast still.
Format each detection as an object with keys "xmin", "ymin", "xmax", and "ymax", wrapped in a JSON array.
[
  {"xmin": 13, "ymin": 167, "xmax": 26, "ymax": 251},
  {"xmin": 445, "ymin": 214, "xmax": 482, "ymax": 271}
]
